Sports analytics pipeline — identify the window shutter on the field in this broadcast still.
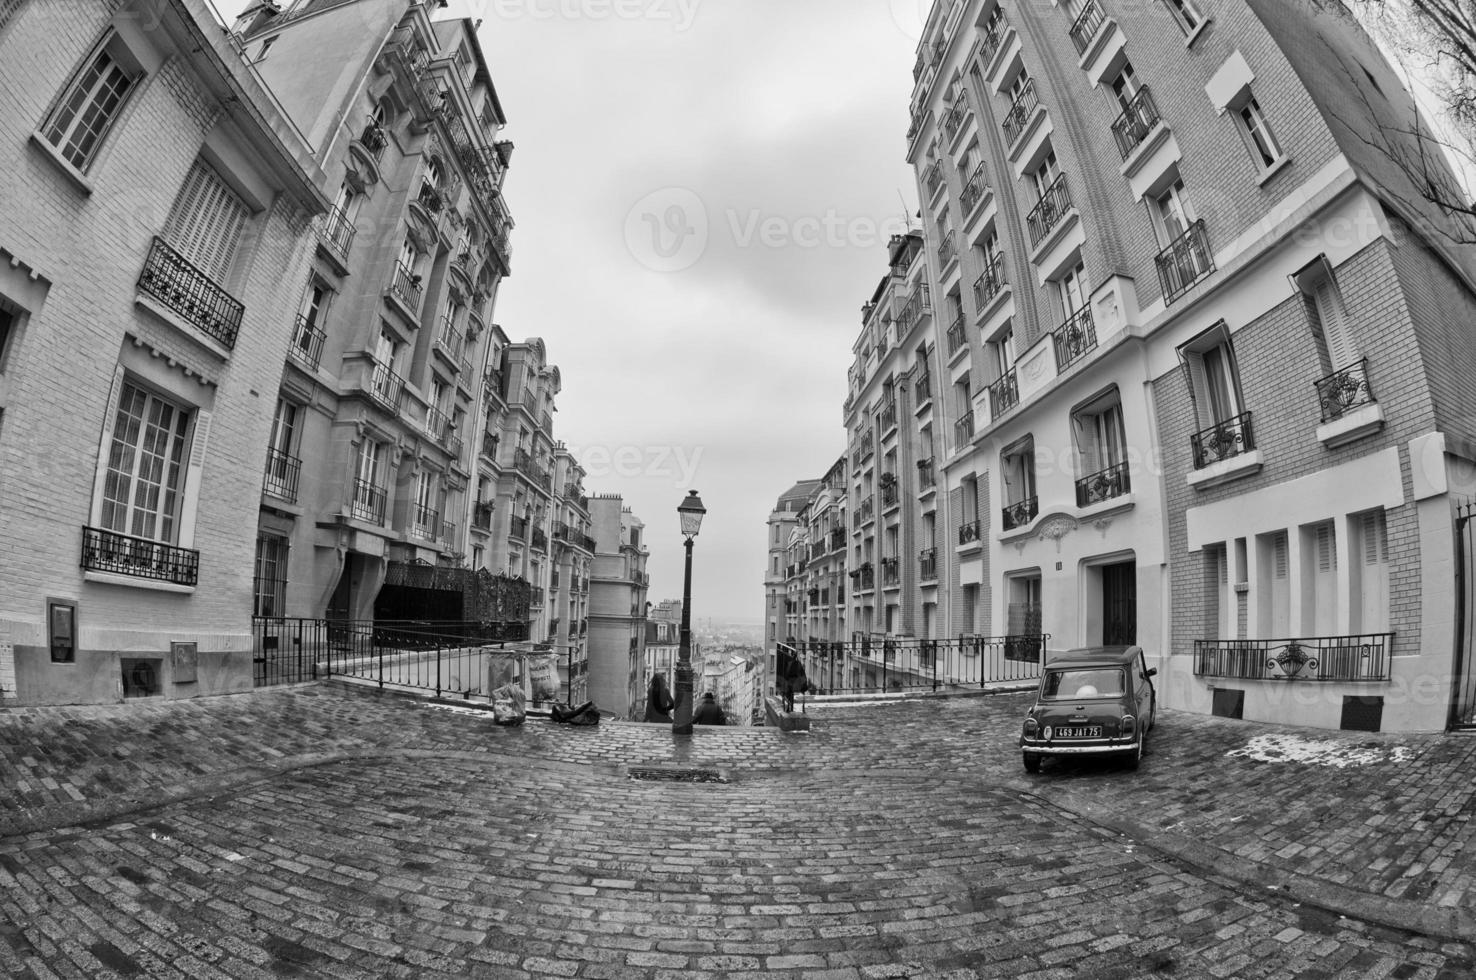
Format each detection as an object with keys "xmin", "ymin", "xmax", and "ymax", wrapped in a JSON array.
[
  {"xmin": 164, "ymin": 160, "xmax": 249, "ymax": 282},
  {"xmin": 1317, "ymin": 524, "xmax": 1336, "ymax": 572},
  {"xmin": 1274, "ymin": 532, "xmax": 1288, "ymax": 579},
  {"xmin": 1313, "ymin": 280, "xmax": 1355, "ymax": 369},
  {"xmin": 1363, "ymin": 510, "xmax": 1388, "ymax": 564}
]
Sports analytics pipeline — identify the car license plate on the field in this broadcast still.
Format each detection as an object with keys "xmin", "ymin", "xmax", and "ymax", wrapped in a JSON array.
[{"xmin": 1055, "ymin": 726, "xmax": 1102, "ymax": 738}]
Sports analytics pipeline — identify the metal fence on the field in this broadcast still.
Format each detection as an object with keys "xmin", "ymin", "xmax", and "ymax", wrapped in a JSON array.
[{"xmin": 782, "ymin": 634, "xmax": 1049, "ymax": 697}]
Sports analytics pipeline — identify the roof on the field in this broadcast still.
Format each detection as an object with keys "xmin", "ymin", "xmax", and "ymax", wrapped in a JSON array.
[
  {"xmin": 1043, "ymin": 646, "xmax": 1142, "ymax": 667},
  {"xmin": 775, "ymin": 479, "xmax": 822, "ymax": 510}
]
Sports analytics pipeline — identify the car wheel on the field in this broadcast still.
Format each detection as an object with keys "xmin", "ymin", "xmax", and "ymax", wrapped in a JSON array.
[
  {"xmin": 1124, "ymin": 736, "xmax": 1142, "ymax": 771},
  {"xmin": 1023, "ymin": 752, "xmax": 1042, "ymax": 774}
]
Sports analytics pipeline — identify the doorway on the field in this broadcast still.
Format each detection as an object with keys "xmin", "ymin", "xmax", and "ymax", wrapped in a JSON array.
[{"xmin": 1102, "ymin": 561, "xmax": 1137, "ymax": 646}]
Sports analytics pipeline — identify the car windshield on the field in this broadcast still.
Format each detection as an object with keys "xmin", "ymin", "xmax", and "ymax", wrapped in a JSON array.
[{"xmin": 1043, "ymin": 667, "xmax": 1125, "ymax": 700}]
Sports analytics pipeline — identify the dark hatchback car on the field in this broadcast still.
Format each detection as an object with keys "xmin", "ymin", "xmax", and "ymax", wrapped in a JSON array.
[{"xmin": 1019, "ymin": 646, "xmax": 1157, "ymax": 773}]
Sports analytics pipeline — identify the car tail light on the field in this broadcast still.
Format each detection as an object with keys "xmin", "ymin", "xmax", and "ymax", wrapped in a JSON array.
[{"xmin": 1120, "ymin": 715, "xmax": 1136, "ymax": 739}]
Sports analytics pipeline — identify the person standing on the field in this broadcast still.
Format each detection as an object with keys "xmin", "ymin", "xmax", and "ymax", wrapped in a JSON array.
[
  {"xmin": 644, "ymin": 673, "xmax": 674, "ymax": 723},
  {"xmin": 693, "ymin": 692, "xmax": 727, "ymax": 726}
]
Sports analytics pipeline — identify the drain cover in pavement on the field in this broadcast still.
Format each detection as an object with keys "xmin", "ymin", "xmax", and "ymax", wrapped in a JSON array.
[{"xmin": 628, "ymin": 767, "xmax": 728, "ymax": 784}]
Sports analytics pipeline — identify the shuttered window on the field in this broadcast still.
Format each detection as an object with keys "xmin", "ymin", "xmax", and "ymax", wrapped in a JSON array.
[
  {"xmin": 1273, "ymin": 531, "xmax": 1288, "ymax": 579},
  {"xmin": 164, "ymin": 159, "xmax": 250, "ymax": 283},
  {"xmin": 1363, "ymin": 509, "xmax": 1389, "ymax": 565},
  {"xmin": 1317, "ymin": 523, "xmax": 1337, "ymax": 572}
]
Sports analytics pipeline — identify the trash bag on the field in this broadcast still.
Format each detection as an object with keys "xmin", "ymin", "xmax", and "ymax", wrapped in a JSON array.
[
  {"xmin": 550, "ymin": 700, "xmax": 600, "ymax": 726},
  {"xmin": 527, "ymin": 654, "xmax": 560, "ymax": 703},
  {"xmin": 491, "ymin": 683, "xmax": 526, "ymax": 726}
]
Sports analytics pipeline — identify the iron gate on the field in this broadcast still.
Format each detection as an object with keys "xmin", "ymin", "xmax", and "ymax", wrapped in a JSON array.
[{"xmin": 1453, "ymin": 499, "xmax": 1476, "ymax": 729}]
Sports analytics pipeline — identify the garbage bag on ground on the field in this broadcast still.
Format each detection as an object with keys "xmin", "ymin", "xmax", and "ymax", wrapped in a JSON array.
[
  {"xmin": 491, "ymin": 683, "xmax": 526, "ymax": 726},
  {"xmin": 550, "ymin": 700, "xmax": 600, "ymax": 726}
]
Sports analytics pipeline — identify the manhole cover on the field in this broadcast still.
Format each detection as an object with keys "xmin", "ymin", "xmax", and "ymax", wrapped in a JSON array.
[{"xmin": 628, "ymin": 767, "xmax": 728, "ymax": 784}]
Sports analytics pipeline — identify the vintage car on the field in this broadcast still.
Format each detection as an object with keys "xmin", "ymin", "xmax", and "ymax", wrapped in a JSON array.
[{"xmin": 1019, "ymin": 646, "xmax": 1157, "ymax": 773}]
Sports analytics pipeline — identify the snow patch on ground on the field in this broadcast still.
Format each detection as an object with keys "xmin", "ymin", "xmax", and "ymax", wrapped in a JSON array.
[{"xmin": 1227, "ymin": 733, "xmax": 1414, "ymax": 768}]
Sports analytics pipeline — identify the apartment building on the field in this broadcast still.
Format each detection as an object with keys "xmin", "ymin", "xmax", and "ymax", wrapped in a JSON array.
[
  {"xmin": 878, "ymin": 0, "xmax": 1476, "ymax": 733},
  {"xmin": 794, "ymin": 457, "xmax": 850, "ymax": 652},
  {"xmin": 588, "ymin": 495, "xmax": 650, "ymax": 719},
  {"xmin": 764, "ymin": 479, "xmax": 821, "ymax": 666},
  {"xmin": 0, "ymin": 0, "xmax": 328, "ymax": 705},
  {"xmin": 547, "ymin": 443, "xmax": 595, "ymax": 703}
]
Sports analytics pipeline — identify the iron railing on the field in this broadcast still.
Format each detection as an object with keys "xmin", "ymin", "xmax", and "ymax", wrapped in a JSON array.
[
  {"xmin": 881, "ymin": 478, "xmax": 899, "ymax": 507},
  {"xmin": 981, "ymin": 11, "xmax": 1007, "ymax": 65},
  {"xmin": 1157, "ymin": 219, "xmax": 1215, "ymax": 303},
  {"xmin": 918, "ymin": 458, "xmax": 936, "ymax": 490},
  {"xmin": 509, "ymin": 515, "xmax": 529, "ymax": 541},
  {"xmin": 946, "ymin": 313, "xmax": 967, "ymax": 356},
  {"xmin": 925, "ymin": 160, "xmax": 944, "ymax": 197},
  {"xmin": 263, "ymin": 448, "xmax": 302, "ymax": 503},
  {"xmin": 370, "ymin": 362, "xmax": 406, "ymax": 411},
  {"xmin": 990, "ymin": 368, "xmax": 1019, "ymax": 417},
  {"xmin": 854, "ymin": 564, "xmax": 875, "ymax": 590},
  {"xmin": 482, "ymin": 433, "xmax": 500, "ymax": 461},
  {"xmin": 137, "ymin": 236, "xmax": 244, "ymax": 349},
  {"xmin": 1111, "ymin": 86, "xmax": 1160, "ymax": 159},
  {"xmin": 1194, "ymin": 634, "xmax": 1394, "ymax": 682},
  {"xmin": 781, "ymin": 634, "xmax": 1050, "ymax": 697},
  {"xmin": 427, "ymin": 406, "xmax": 451, "ymax": 442},
  {"xmin": 321, "ymin": 204, "xmax": 356, "ymax": 257},
  {"xmin": 882, "ymin": 558, "xmax": 901, "ymax": 586},
  {"xmin": 919, "ymin": 548, "xmax": 938, "ymax": 581},
  {"xmin": 943, "ymin": 97, "xmax": 970, "ymax": 143},
  {"xmin": 1003, "ymin": 78, "xmax": 1040, "ymax": 145},
  {"xmin": 959, "ymin": 520, "xmax": 983, "ymax": 546},
  {"xmin": 410, "ymin": 505, "xmax": 441, "ymax": 541},
  {"xmin": 1076, "ymin": 460, "xmax": 1131, "ymax": 507},
  {"xmin": 437, "ymin": 319, "xmax": 465, "ymax": 361},
  {"xmin": 1053, "ymin": 304, "xmax": 1097, "ymax": 372},
  {"xmin": 389, "ymin": 261, "xmax": 423, "ymax": 310},
  {"xmin": 359, "ymin": 119, "xmax": 388, "ymax": 161},
  {"xmin": 938, "ymin": 230, "xmax": 957, "ymax": 267},
  {"xmin": 81, "ymin": 526, "xmax": 199, "ymax": 587},
  {"xmin": 352, "ymin": 479, "xmax": 386, "ymax": 524},
  {"xmin": 1002, "ymin": 496, "xmax": 1039, "ymax": 531},
  {"xmin": 1314, "ymin": 358, "xmax": 1377, "ymax": 422},
  {"xmin": 915, "ymin": 372, "xmax": 933, "ymax": 404},
  {"xmin": 1068, "ymin": 0, "xmax": 1105, "ymax": 54},
  {"xmin": 290, "ymin": 315, "xmax": 326, "ymax": 371},
  {"xmin": 897, "ymin": 284, "xmax": 932, "ymax": 332},
  {"xmin": 955, "ymin": 410, "xmax": 975, "ymax": 445},
  {"xmin": 1191, "ymin": 411, "xmax": 1255, "ymax": 469},
  {"xmin": 960, "ymin": 163, "xmax": 990, "ymax": 215},
  {"xmin": 881, "ymin": 400, "xmax": 898, "ymax": 431},
  {"xmin": 1027, "ymin": 174, "xmax": 1072, "ymax": 247},
  {"xmin": 974, "ymin": 252, "xmax": 1007, "ymax": 308}
]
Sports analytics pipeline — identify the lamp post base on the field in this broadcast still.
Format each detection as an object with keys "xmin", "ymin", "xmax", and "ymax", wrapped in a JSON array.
[{"xmin": 672, "ymin": 659, "xmax": 694, "ymax": 735}]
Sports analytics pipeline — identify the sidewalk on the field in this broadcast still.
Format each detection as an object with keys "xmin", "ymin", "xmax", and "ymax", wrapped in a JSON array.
[{"xmin": 3, "ymin": 682, "xmax": 1475, "ymax": 945}]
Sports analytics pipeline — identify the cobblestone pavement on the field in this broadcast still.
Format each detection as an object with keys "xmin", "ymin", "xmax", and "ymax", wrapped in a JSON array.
[{"xmin": 1, "ymin": 685, "xmax": 1474, "ymax": 978}]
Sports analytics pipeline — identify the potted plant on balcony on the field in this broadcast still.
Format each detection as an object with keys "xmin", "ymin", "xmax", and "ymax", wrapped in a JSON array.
[{"xmin": 360, "ymin": 123, "xmax": 388, "ymax": 153}]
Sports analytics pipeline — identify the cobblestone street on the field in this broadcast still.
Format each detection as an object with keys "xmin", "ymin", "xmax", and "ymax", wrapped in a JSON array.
[{"xmin": 2, "ymin": 686, "xmax": 1474, "ymax": 978}]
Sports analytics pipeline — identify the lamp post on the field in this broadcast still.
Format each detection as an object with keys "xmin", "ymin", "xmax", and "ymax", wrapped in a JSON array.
[{"xmin": 673, "ymin": 490, "xmax": 706, "ymax": 734}]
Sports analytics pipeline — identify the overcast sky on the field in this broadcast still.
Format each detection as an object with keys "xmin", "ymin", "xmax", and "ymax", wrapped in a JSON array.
[{"xmin": 457, "ymin": 0, "xmax": 923, "ymax": 624}]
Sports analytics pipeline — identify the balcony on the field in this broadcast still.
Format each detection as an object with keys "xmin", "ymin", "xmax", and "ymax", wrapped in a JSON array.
[
  {"xmin": 881, "ymin": 558, "xmax": 900, "ymax": 587},
  {"xmin": 263, "ymin": 448, "xmax": 301, "ymax": 503},
  {"xmin": 481, "ymin": 433, "xmax": 500, "ymax": 462},
  {"xmin": 1053, "ymin": 305, "xmax": 1097, "ymax": 373},
  {"xmin": 881, "ymin": 400, "xmax": 898, "ymax": 431},
  {"xmin": 925, "ymin": 160, "xmax": 944, "ymax": 198},
  {"xmin": 855, "ymin": 564, "xmax": 875, "ymax": 591},
  {"xmin": 881, "ymin": 478, "xmax": 899, "ymax": 508},
  {"xmin": 410, "ymin": 505, "xmax": 441, "ymax": 542},
  {"xmin": 959, "ymin": 163, "xmax": 989, "ymax": 216},
  {"xmin": 858, "ymin": 497, "xmax": 875, "ymax": 525},
  {"xmin": 959, "ymin": 520, "xmax": 983, "ymax": 546},
  {"xmin": 1194, "ymin": 634, "xmax": 1394, "ymax": 682},
  {"xmin": 81, "ymin": 525, "xmax": 199, "ymax": 589},
  {"xmin": 289, "ymin": 315, "xmax": 325, "ymax": 372},
  {"xmin": 389, "ymin": 262, "xmax": 423, "ymax": 312},
  {"xmin": 917, "ymin": 457, "xmax": 936, "ymax": 490},
  {"xmin": 509, "ymin": 515, "xmax": 529, "ymax": 541},
  {"xmin": 136, "ymin": 236, "xmax": 244, "ymax": 349},
  {"xmin": 830, "ymin": 527, "xmax": 846, "ymax": 552},
  {"xmin": 1156, "ymin": 219, "xmax": 1215, "ymax": 303},
  {"xmin": 436, "ymin": 318, "xmax": 465, "ymax": 363},
  {"xmin": 1002, "ymin": 78, "xmax": 1040, "ymax": 146},
  {"xmin": 955, "ymin": 411, "xmax": 975, "ymax": 445},
  {"xmin": 919, "ymin": 548, "xmax": 937, "ymax": 581},
  {"xmin": 1076, "ymin": 461, "xmax": 1130, "ymax": 507},
  {"xmin": 946, "ymin": 312, "xmax": 967, "ymax": 357},
  {"xmin": 532, "ymin": 527, "xmax": 548, "ymax": 551},
  {"xmin": 937, "ymin": 230, "xmax": 957, "ymax": 269},
  {"xmin": 472, "ymin": 502, "xmax": 493, "ymax": 533},
  {"xmin": 1111, "ymin": 86, "xmax": 1161, "ymax": 160},
  {"xmin": 369, "ymin": 362, "xmax": 406, "ymax": 412},
  {"xmin": 989, "ymin": 369, "xmax": 1020, "ymax": 418},
  {"xmin": 915, "ymin": 372, "xmax": 932, "ymax": 405},
  {"xmin": 1026, "ymin": 174, "xmax": 1072, "ymax": 248},
  {"xmin": 320, "ymin": 204, "xmax": 356, "ymax": 260},
  {"xmin": 351, "ymin": 479, "xmax": 387, "ymax": 525},
  {"xmin": 896, "ymin": 284, "xmax": 932, "ymax": 333},
  {"xmin": 1068, "ymin": 0, "xmax": 1106, "ymax": 54},
  {"xmin": 1001, "ymin": 496, "xmax": 1039, "ymax": 531},
  {"xmin": 1191, "ymin": 411, "xmax": 1255, "ymax": 469},
  {"xmin": 358, "ymin": 119, "xmax": 388, "ymax": 161},
  {"xmin": 981, "ymin": 12, "xmax": 1008, "ymax": 66},
  {"xmin": 417, "ymin": 180, "xmax": 444, "ymax": 214},
  {"xmin": 1315, "ymin": 358, "xmax": 1377, "ymax": 422},
  {"xmin": 973, "ymin": 252, "xmax": 1007, "ymax": 310},
  {"xmin": 942, "ymin": 97, "xmax": 970, "ymax": 144}
]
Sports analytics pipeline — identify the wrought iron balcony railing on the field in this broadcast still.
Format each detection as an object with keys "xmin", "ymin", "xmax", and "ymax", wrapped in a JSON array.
[
  {"xmin": 1002, "ymin": 496, "xmax": 1039, "ymax": 531},
  {"xmin": 1075, "ymin": 460, "xmax": 1130, "ymax": 507},
  {"xmin": 946, "ymin": 313, "xmax": 967, "ymax": 356},
  {"xmin": 925, "ymin": 160, "xmax": 944, "ymax": 197},
  {"xmin": 1068, "ymin": 0, "xmax": 1105, "ymax": 54},
  {"xmin": 509, "ymin": 515, "xmax": 529, "ymax": 541},
  {"xmin": 359, "ymin": 119, "xmax": 388, "ymax": 161},
  {"xmin": 960, "ymin": 163, "xmax": 989, "ymax": 215},
  {"xmin": 532, "ymin": 527, "xmax": 548, "ymax": 550},
  {"xmin": 955, "ymin": 410, "xmax": 975, "ymax": 445},
  {"xmin": 1002, "ymin": 78, "xmax": 1040, "ymax": 146},
  {"xmin": 1194, "ymin": 634, "xmax": 1394, "ymax": 682},
  {"xmin": 959, "ymin": 519, "xmax": 983, "ymax": 546},
  {"xmin": 943, "ymin": 97, "xmax": 970, "ymax": 143},
  {"xmin": 919, "ymin": 548, "xmax": 938, "ymax": 581},
  {"xmin": 437, "ymin": 318, "xmax": 465, "ymax": 361},
  {"xmin": 974, "ymin": 252, "xmax": 1007, "ymax": 309},
  {"xmin": 937, "ymin": 230, "xmax": 957, "ymax": 268},
  {"xmin": 1026, "ymin": 174, "xmax": 1072, "ymax": 247},
  {"xmin": 1053, "ymin": 305, "xmax": 1097, "ymax": 372},
  {"xmin": 830, "ymin": 527, "xmax": 847, "ymax": 552},
  {"xmin": 370, "ymin": 362, "xmax": 405, "ymax": 412},
  {"xmin": 881, "ymin": 400, "xmax": 898, "ymax": 431},
  {"xmin": 917, "ymin": 457, "xmax": 936, "ymax": 489},
  {"xmin": 389, "ymin": 261, "xmax": 423, "ymax": 311},
  {"xmin": 481, "ymin": 433, "xmax": 500, "ymax": 461},
  {"xmin": 81, "ymin": 526, "xmax": 199, "ymax": 587},
  {"xmin": 981, "ymin": 12, "xmax": 1007, "ymax": 64},
  {"xmin": 321, "ymin": 204, "xmax": 356, "ymax": 258},
  {"xmin": 1156, "ymin": 219, "xmax": 1215, "ymax": 303},
  {"xmin": 472, "ymin": 502, "xmax": 494, "ymax": 532},
  {"xmin": 351, "ymin": 479, "xmax": 387, "ymax": 525},
  {"xmin": 1111, "ymin": 86, "xmax": 1161, "ymax": 160},
  {"xmin": 289, "ymin": 315, "xmax": 326, "ymax": 371},
  {"xmin": 417, "ymin": 181, "xmax": 444, "ymax": 214},
  {"xmin": 1314, "ymin": 358, "xmax": 1377, "ymax": 422},
  {"xmin": 915, "ymin": 372, "xmax": 932, "ymax": 404},
  {"xmin": 989, "ymin": 368, "xmax": 1019, "ymax": 417},
  {"xmin": 411, "ymin": 505, "xmax": 441, "ymax": 541},
  {"xmin": 896, "ymin": 283, "xmax": 932, "ymax": 332},
  {"xmin": 137, "ymin": 236, "xmax": 244, "ymax": 349},
  {"xmin": 1191, "ymin": 411, "xmax": 1255, "ymax": 469},
  {"xmin": 856, "ymin": 565, "xmax": 875, "ymax": 590},
  {"xmin": 881, "ymin": 480, "xmax": 899, "ymax": 508},
  {"xmin": 263, "ymin": 448, "xmax": 301, "ymax": 503},
  {"xmin": 881, "ymin": 558, "xmax": 900, "ymax": 586}
]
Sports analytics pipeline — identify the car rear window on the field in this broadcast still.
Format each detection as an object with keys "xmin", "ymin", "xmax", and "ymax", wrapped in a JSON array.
[{"xmin": 1043, "ymin": 667, "xmax": 1125, "ymax": 699}]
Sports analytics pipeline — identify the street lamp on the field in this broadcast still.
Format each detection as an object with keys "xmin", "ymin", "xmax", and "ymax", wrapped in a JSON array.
[{"xmin": 673, "ymin": 490, "xmax": 706, "ymax": 734}]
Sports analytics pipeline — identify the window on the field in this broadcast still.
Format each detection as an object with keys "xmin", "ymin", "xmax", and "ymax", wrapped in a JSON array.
[
  {"xmin": 1233, "ymin": 93, "xmax": 1283, "ymax": 169},
  {"xmin": 1294, "ymin": 259, "xmax": 1357, "ymax": 374},
  {"xmin": 0, "ymin": 306, "xmax": 13, "ymax": 371},
  {"xmin": 353, "ymin": 439, "xmax": 384, "ymax": 522},
  {"xmin": 1163, "ymin": 0, "xmax": 1205, "ymax": 34},
  {"xmin": 1150, "ymin": 179, "xmax": 1195, "ymax": 246},
  {"xmin": 1304, "ymin": 520, "xmax": 1339, "ymax": 635},
  {"xmin": 1072, "ymin": 388, "xmax": 1128, "ymax": 498},
  {"xmin": 414, "ymin": 472, "xmax": 439, "ymax": 538},
  {"xmin": 1258, "ymin": 530, "xmax": 1291, "ymax": 636},
  {"xmin": 1110, "ymin": 61, "xmax": 1140, "ymax": 111},
  {"xmin": 1030, "ymin": 150, "xmax": 1061, "ymax": 199},
  {"xmin": 255, "ymin": 35, "xmax": 278, "ymax": 61},
  {"xmin": 100, "ymin": 381, "xmax": 193, "ymax": 544},
  {"xmin": 1007, "ymin": 573, "xmax": 1043, "ymax": 654},
  {"xmin": 988, "ymin": 323, "xmax": 1016, "ymax": 380},
  {"xmin": 1001, "ymin": 437, "xmax": 1037, "ymax": 508},
  {"xmin": 253, "ymin": 534, "xmax": 288, "ymax": 617},
  {"xmin": 265, "ymin": 398, "xmax": 299, "ymax": 499},
  {"xmin": 1354, "ymin": 509, "xmax": 1390, "ymax": 633},
  {"xmin": 1059, "ymin": 261, "xmax": 1088, "ymax": 318},
  {"xmin": 164, "ymin": 158, "xmax": 251, "ymax": 284},
  {"xmin": 1179, "ymin": 323, "xmax": 1245, "ymax": 431},
  {"xmin": 41, "ymin": 32, "xmax": 141, "ymax": 171}
]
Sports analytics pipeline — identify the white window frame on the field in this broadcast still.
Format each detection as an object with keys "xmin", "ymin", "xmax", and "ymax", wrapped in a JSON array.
[
  {"xmin": 253, "ymin": 533, "xmax": 289, "ymax": 617},
  {"xmin": 1163, "ymin": 0, "xmax": 1205, "ymax": 35},
  {"xmin": 1178, "ymin": 322, "xmax": 1245, "ymax": 430},
  {"xmin": 98, "ymin": 379, "xmax": 194, "ymax": 544},
  {"xmin": 41, "ymin": 31, "xmax": 142, "ymax": 172},
  {"xmin": 1232, "ymin": 92, "xmax": 1284, "ymax": 170},
  {"xmin": 1000, "ymin": 436, "xmax": 1037, "ymax": 506},
  {"xmin": 1072, "ymin": 387, "xmax": 1128, "ymax": 478},
  {"xmin": 1150, "ymin": 178, "xmax": 1196, "ymax": 246}
]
